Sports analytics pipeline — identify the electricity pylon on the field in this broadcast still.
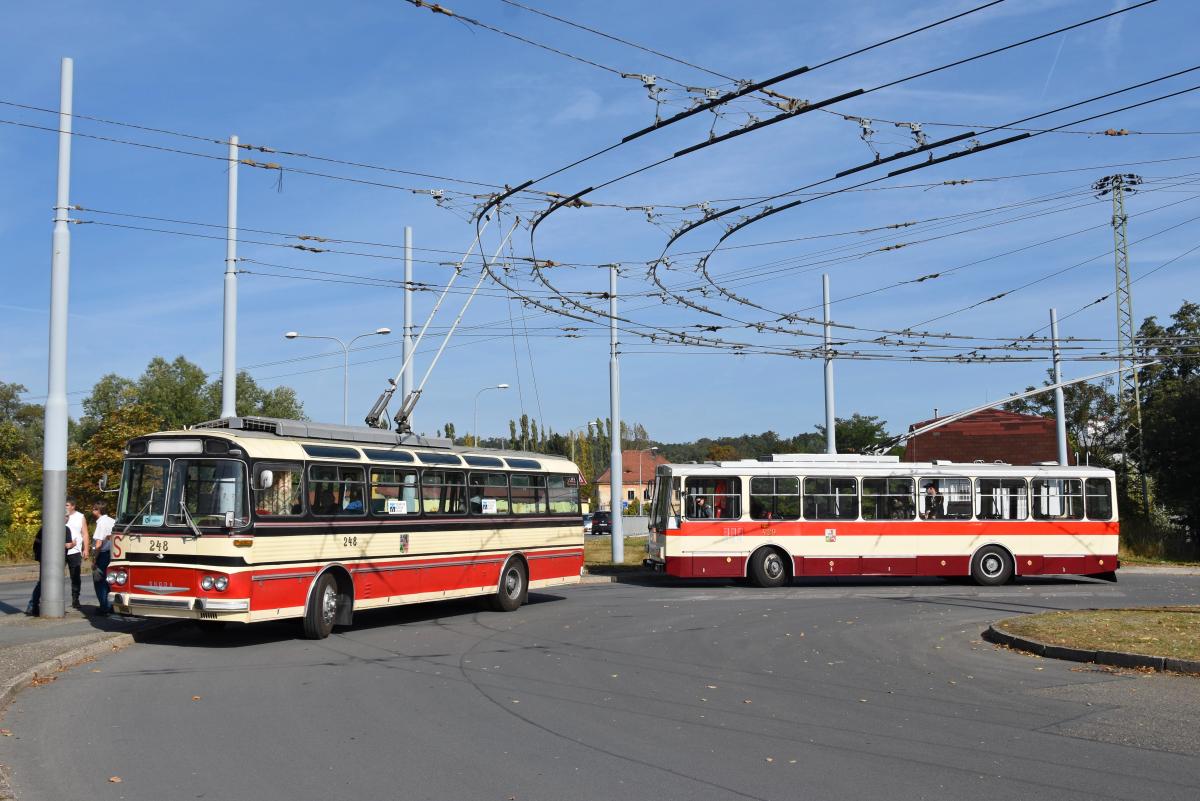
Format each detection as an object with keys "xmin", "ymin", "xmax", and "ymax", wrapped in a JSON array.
[{"xmin": 1093, "ymin": 173, "xmax": 1149, "ymax": 511}]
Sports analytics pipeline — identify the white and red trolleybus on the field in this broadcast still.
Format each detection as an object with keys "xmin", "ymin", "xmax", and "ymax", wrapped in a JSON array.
[
  {"xmin": 645, "ymin": 454, "xmax": 1119, "ymax": 587},
  {"xmin": 105, "ymin": 417, "xmax": 584, "ymax": 638}
]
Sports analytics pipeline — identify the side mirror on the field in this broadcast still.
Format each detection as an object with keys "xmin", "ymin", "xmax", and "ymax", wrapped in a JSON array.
[
  {"xmin": 254, "ymin": 469, "xmax": 274, "ymax": 491},
  {"xmin": 98, "ymin": 473, "xmax": 120, "ymax": 494},
  {"xmin": 224, "ymin": 510, "xmax": 236, "ymax": 528}
]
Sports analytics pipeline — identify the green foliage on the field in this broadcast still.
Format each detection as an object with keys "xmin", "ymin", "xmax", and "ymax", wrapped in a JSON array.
[{"xmin": 68, "ymin": 403, "xmax": 164, "ymax": 514}]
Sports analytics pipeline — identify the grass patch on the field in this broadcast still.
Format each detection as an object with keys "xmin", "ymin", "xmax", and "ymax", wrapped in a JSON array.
[
  {"xmin": 585, "ymin": 535, "xmax": 647, "ymax": 569},
  {"xmin": 999, "ymin": 607, "xmax": 1200, "ymax": 661}
]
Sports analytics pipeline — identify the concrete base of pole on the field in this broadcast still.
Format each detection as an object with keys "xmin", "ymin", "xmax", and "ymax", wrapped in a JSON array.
[{"xmin": 38, "ymin": 469, "xmax": 67, "ymax": 618}]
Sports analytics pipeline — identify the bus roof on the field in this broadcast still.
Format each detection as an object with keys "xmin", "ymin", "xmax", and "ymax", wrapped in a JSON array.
[
  {"xmin": 659, "ymin": 454, "xmax": 1113, "ymax": 478},
  {"xmin": 135, "ymin": 417, "xmax": 578, "ymax": 471}
]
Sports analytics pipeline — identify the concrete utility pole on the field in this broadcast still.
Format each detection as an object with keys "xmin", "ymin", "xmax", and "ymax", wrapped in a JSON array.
[
  {"xmin": 220, "ymin": 135, "xmax": 239, "ymax": 418},
  {"xmin": 1050, "ymin": 308, "xmax": 1068, "ymax": 466},
  {"xmin": 40, "ymin": 57, "xmax": 73, "ymax": 618},
  {"xmin": 823, "ymin": 273, "xmax": 837, "ymax": 454},
  {"xmin": 402, "ymin": 226, "xmax": 414, "ymax": 417},
  {"xmin": 1093, "ymin": 174, "xmax": 1149, "ymax": 508},
  {"xmin": 608, "ymin": 264, "xmax": 624, "ymax": 563}
]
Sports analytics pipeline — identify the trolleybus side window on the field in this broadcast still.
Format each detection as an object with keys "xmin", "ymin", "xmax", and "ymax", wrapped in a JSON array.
[
  {"xmin": 308, "ymin": 464, "xmax": 366, "ymax": 516},
  {"xmin": 861, "ymin": 478, "xmax": 915, "ymax": 520},
  {"xmin": 919, "ymin": 477, "xmax": 972, "ymax": 520},
  {"xmin": 685, "ymin": 477, "xmax": 741, "ymax": 519},
  {"xmin": 975, "ymin": 478, "xmax": 1027, "ymax": 520},
  {"xmin": 510, "ymin": 474, "xmax": 548, "ymax": 514},
  {"xmin": 370, "ymin": 467, "xmax": 420, "ymax": 516},
  {"xmin": 420, "ymin": 470, "xmax": 467, "ymax": 515},
  {"xmin": 651, "ymin": 475, "xmax": 681, "ymax": 529},
  {"xmin": 1032, "ymin": 478, "xmax": 1084, "ymax": 520},
  {"xmin": 749, "ymin": 477, "xmax": 800, "ymax": 520},
  {"xmin": 1084, "ymin": 477, "xmax": 1113, "ymax": 520},
  {"xmin": 548, "ymin": 474, "xmax": 581, "ymax": 514},
  {"xmin": 254, "ymin": 463, "xmax": 304, "ymax": 516},
  {"xmin": 469, "ymin": 472, "xmax": 510, "ymax": 514},
  {"xmin": 803, "ymin": 477, "xmax": 858, "ymax": 520}
]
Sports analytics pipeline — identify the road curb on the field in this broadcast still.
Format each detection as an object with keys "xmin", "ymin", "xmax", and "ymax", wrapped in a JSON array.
[
  {"xmin": 984, "ymin": 621, "xmax": 1200, "ymax": 676},
  {"xmin": 0, "ymin": 620, "xmax": 181, "ymax": 715}
]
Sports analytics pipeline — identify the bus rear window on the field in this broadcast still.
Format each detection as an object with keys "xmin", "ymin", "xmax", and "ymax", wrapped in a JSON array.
[{"xmin": 1085, "ymin": 478, "xmax": 1113, "ymax": 520}]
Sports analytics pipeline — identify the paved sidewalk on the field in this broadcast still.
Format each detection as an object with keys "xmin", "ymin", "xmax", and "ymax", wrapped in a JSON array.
[{"xmin": 0, "ymin": 576, "xmax": 171, "ymax": 712}]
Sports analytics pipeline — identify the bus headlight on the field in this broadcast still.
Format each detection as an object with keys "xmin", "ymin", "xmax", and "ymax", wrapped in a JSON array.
[
  {"xmin": 107, "ymin": 570, "xmax": 127, "ymax": 586},
  {"xmin": 214, "ymin": 576, "xmax": 228, "ymax": 592},
  {"xmin": 200, "ymin": 576, "xmax": 214, "ymax": 591}
]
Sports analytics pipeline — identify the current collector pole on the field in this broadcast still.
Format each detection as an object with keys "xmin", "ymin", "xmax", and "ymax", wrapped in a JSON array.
[
  {"xmin": 402, "ymin": 226, "xmax": 414, "ymax": 417},
  {"xmin": 1050, "ymin": 308, "xmax": 1068, "ymax": 466},
  {"xmin": 40, "ymin": 57, "xmax": 73, "ymax": 618},
  {"xmin": 608, "ymin": 264, "xmax": 624, "ymax": 564}
]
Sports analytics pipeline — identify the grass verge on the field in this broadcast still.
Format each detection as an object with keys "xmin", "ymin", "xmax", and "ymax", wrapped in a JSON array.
[
  {"xmin": 584, "ymin": 535, "xmax": 647, "ymax": 570},
  {"xmin": 998, "ymin": 607, "xmax": 1200, "ymax": 661}
]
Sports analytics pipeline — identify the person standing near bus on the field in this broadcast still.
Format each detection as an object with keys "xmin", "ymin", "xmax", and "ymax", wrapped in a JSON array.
[
  {"xmin": 25, "ymin": 524, "xmax": 73, "ymax": 616},
  {"xmin": 90, "ymin": 502, "xmax": 115, "ymax": 616},
  {"xmin": 65, "ymin": 499, "xmax": 89, "ymax": 609}
]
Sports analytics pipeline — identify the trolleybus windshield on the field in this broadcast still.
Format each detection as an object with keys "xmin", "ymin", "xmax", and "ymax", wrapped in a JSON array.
[{"xmin": 116, "ymin": 459, "xmax": 169, "ymax": 527}]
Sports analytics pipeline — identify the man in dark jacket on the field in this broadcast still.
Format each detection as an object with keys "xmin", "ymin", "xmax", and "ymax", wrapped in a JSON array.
[{"xmin": 25, "ymin": 524, "xmax": 73, "ymax": 616}]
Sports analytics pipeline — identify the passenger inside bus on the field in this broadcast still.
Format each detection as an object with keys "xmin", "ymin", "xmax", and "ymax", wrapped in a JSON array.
[
  {"xmin": 921, "ymin": 483, "xmax": 943, "ymax": 519},
  {"xmin": 691, "ymin": 496, "xmax": 714, "ymax": 518}
]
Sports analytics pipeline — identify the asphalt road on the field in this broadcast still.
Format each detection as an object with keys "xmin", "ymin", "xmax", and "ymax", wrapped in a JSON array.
[{"xmin": 3, "ymin": 573, "xmax": 1199, "ymax": 801}]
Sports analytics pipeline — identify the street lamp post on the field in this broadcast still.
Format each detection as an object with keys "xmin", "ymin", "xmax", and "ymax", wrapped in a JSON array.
[
  {"xmin": 472, "ymin": 383, "xmax": 509, "ymax": 446},
  {"xmin": 284, "ymin": 327, "xmax": 391, "ymax": 425}
]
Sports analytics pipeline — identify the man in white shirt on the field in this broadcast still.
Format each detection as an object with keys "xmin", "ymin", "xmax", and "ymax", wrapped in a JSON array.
[
  {"xmin": 65, "ymin": 499, "xmax": 89, "ymax": 610},
  {"xmin": 91, "ymin": 501, "xmax": 116, "ymax": 615}
]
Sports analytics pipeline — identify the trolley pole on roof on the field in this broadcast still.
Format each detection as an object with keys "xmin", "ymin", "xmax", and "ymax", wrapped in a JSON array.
[
  {"xmin": 40, "ymin": 57, "xmax": 73, "ymax": 618},
  {"xmin": 823, "ymin": 274, "xmax": 837, "ymax": 454},
  {"xmin": 1050, "ymin": 308, "xmax": 1068, "ymax": 466},
  {"xmin": 402, "ymin": 226, "xmax": 414, "ymax": 419},
  {"xmin": 608, "ymin": 264, "xmax": 624, "ymax": 563},
  {"xmin": 220, "ymin": 135, "xmax": 239, "ymax": 418}
]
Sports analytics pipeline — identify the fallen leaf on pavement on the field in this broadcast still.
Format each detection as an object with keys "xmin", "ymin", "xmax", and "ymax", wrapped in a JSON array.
[{"xmin": 109, "ymin": 777, "xmax": 122, "ymax": 784}]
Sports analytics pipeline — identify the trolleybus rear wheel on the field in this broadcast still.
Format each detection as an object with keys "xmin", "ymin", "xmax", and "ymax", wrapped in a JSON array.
[
  {"xmin": 303, "ymin": 573, "xmax": 339, "ymax": 639},
  {"xmin": 971, "ymin": 545, "xmax": 1014, "ymax": 586},
  {"xmin": 750, "ymin": 547, "xmax": 790, "ymax": 588}
]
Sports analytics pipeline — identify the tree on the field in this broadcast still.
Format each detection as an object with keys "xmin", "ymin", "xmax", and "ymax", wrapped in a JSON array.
[
  {"xmin": 1004, "ymin": 370, "xmax": 1119, "ymax": 460},
  {"xmin": 443, "ymin": 422, "xmax": 456, "ymax": 442},
  {"xmin": 68, "ymin": 403, "xmax": 163, "ymax": 513},
  {"xmin": 814, "ymin": 414, "xmax": 892, "ymax": 454},
  {"xmin": 706, "ymin": 444, "xmax": 739, "ymax": 461},
  {"xmin": 1142, "ymin": 380, "xmax": 1200, "ymax": 548},
  {"xmin": 134, "ymin": 356, "xmax": 210, "ymax": 430},
  {"xmin": 508, "ymin": 419, "xmax": 518, "ymax": 449},
  {"xmin": 200, "ymin": 370, "xmax": 305, "ymax": 422},
  {"xmin": 519, "ymin": 414, "xmax": 530, "ymax": 450}
]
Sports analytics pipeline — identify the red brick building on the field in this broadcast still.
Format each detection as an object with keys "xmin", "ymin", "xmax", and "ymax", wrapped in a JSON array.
[{"xmin": 904, "ymin": 408, "xmax": 1072, "ymax": 465}]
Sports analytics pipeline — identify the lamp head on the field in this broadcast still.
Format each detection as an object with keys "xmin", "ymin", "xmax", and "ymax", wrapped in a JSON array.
[
  {"xmin": 376, "ymin": 327, "xmax": 392, "ymax": 335},
  {"xmin": 284, "ymin": 331, "xmax": 299, "ymax": 339},
  {"xmin": 497, "ymin": 383, "xmax": 510, "ymax": 389}
]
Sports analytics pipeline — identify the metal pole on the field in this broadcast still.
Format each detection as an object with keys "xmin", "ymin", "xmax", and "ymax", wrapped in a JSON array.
[
  {"xmin": 823, "ymin": 273, "xmax": 837, "ymax": 454},
  {"xmin": 221, "ymin": 135, "xmax": 239, "ymax": 418},
  {"xmin": 1050, "ymin": 308, "xmax": 1068, "ymax": 465},
  {"xmin": 609, "ymin": 265, "xmax": 624, "ymax": 563},
  {"xmin": 402, "ymin": 225, "xmax": 414, "ymax": 420},
  {"xmin": 40, "ymin": 57, "xmax": 73, "ymax": 618},
  {"xmin": 342, "ymin": 341, "xmax": 349, "ymax": 426}
]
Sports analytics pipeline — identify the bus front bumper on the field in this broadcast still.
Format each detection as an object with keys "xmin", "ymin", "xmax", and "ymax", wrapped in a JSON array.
[{"xmin": 110, "ymin": 593, "xmax": 251, "ymax": 618}]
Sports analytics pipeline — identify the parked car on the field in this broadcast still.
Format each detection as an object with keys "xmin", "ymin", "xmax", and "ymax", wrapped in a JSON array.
[
  {"xmin": 582, "ymin": 513, "xmax": 593, "ymax": 534},
  {"xmin": 591, "ymin": 510, "xmax": 612, "ymax": 535}
]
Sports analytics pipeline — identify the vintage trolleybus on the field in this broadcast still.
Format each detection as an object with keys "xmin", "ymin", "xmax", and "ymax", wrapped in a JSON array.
[
  {"xmin": 105, "ymin": 417, "xmax": 584, "ymax": 638},
  {"xmin": 645, "ymin": 454, "xmax": 1119, "ymax": 587}
]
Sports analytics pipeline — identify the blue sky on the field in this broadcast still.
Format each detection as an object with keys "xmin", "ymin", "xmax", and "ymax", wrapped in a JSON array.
[{"xmin": 2, "ymin": 0, "xmax": 1198, "ymax": 444}]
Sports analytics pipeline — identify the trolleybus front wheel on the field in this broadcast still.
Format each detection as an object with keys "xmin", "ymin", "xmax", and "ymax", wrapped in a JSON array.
[
  {"xmin": 971, "ymin": 545, "xmax": 1014, "ymax": 586},
  {"xmin": 303, "ymin": 573, "xmax": 340, "ymax": 639}
]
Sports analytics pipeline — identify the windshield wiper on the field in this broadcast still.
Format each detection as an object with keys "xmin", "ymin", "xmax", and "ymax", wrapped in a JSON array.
[
  {"xmin": 120, "ymin": 488, "xmax": 156, "ymax": 540},
  {"xmin": 178, "ymin": 485, "xmax": 204, "ymax": 542}
]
